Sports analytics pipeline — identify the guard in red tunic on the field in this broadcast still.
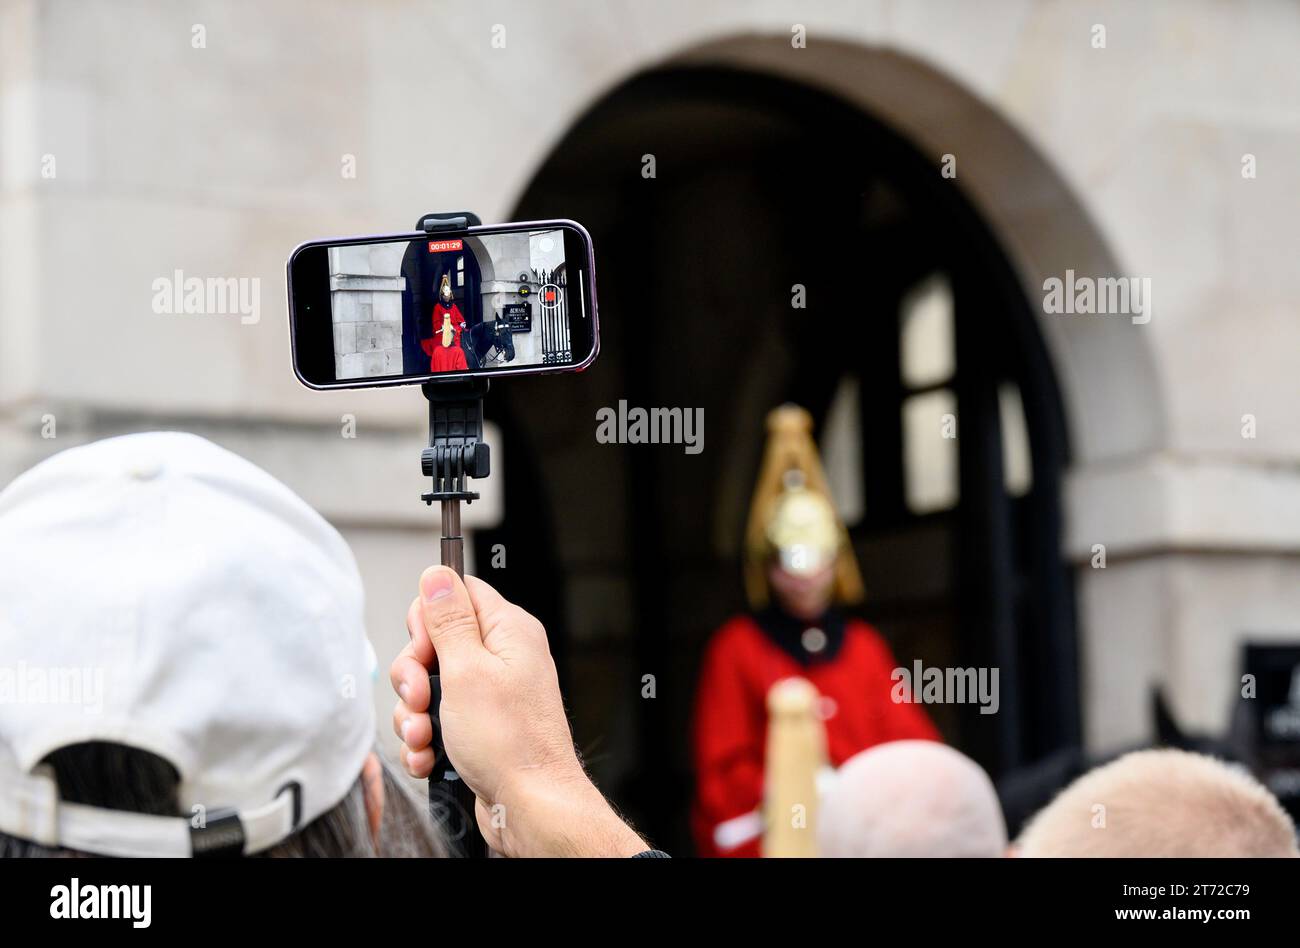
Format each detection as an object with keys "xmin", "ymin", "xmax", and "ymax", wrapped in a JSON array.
[
  {"xmin": 691, "ymin": 405, "xmax": 940, "ymax": 857},
  {"xmin": 421, "ymin": 274, "xmax": 469, "ymax": 373}
]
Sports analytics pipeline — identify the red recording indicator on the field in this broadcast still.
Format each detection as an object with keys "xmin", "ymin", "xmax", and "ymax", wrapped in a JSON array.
[
  {"xmin": 544, "ymin": 289, "xmax": 556, "ymax": 302},
  {"xmin": 428, "ymin": 239, "xmax": 463, "ymax": 253}
]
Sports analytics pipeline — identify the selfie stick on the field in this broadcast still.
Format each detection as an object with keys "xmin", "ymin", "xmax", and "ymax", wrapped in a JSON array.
[{"xmin": 419, "ymin": 211, "xmax": 491, "ymax": 858}]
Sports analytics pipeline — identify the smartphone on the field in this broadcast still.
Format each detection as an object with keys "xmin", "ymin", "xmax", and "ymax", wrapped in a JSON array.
[{"xmin": 287, "ymin": 219, "xmax": 598, "ymax": 389}]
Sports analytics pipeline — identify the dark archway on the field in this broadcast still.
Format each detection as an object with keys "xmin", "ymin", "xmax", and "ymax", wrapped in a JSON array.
[{"xmin": 478, "ymin": 66, "xmax": 1077, "ymax": 854}]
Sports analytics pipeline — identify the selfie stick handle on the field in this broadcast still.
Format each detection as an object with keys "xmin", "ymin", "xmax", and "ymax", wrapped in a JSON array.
[
  {"xmin": 421, "ymin": 373, "xmax": 491, "ymax": 858},
  {"xmin": 411, "ymin": 211, "xmax": 493, "ymax": 858},
  {"xmin": 440, "ymin": 501, "xmax": 465, "ymax": 577}
]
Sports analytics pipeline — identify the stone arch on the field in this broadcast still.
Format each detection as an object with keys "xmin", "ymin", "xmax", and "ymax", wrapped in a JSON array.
[
  {"xmin": 509, "ymin": 33, "xmax": 1166, "ymax": 467},
  {"xmin": 676, "ymin": 35, "xmax": 1166, "ymax": 465}
]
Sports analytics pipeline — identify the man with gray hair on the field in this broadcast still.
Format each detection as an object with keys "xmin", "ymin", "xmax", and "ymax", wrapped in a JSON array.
[
  {"xmin": 817, "ymin": 740, "xmax": 1007, "ymax": 857},
  {"xmin": 1016, "ymin": 748, "xmax": 1298, "ymax": 857}
]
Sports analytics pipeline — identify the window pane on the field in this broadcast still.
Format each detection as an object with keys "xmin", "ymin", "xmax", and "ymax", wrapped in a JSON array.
[
  {"xmin": 999, "ymin": 383, "xmax": 1033, "ymax": 497},
  {"xmin": 900, "ymin": 273, "xmax": 954, "ymax": 389},
  {"xmin": 903, "ymin": 389, "xmax": 959, "ymax": 514},
  {"xmin": 821, "ymin": 375, "xmax": 865, "ymax": 525}
]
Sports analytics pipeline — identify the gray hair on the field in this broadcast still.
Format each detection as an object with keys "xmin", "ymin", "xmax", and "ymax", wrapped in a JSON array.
[{"xmin": 0, "ymin": 741, "xmax": 446, "ymax": 858}]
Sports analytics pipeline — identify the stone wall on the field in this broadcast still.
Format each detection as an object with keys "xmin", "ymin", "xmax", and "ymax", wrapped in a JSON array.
[{"xmin": 328, "ymin": 243, "xmax": 406, "ymax": 379}]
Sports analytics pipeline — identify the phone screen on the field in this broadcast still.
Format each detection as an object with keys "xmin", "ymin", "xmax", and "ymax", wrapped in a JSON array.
[{"xmin": 288, "ymin": 221, "xmax": 597, "ymax": 389}]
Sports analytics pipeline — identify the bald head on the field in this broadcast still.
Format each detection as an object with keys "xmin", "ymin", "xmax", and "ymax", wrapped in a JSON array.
[
  {"xmin": 1017, "ymin": 749, "xmax": 1298, "ymax": 857},
  {"xmin": 817, "ymin": 741, "xmax": 1007, "ymax": 858}
]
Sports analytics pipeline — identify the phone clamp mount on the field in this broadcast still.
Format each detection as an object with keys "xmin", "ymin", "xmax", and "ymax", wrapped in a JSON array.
[
  {"xmin": 418, "ymin": 211, "xmax": 490, "ymax": 859},
  {"xmin": 421, "ymin": 377, "xmax": 489, "ymax": 570}
]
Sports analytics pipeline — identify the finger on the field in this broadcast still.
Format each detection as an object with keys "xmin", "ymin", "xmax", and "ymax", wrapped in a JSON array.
[
  {"xmin": 393, "ymin": 697, "xmax": 434, "ymax": 751},
  {"xmin": 400, "ymin": 743, "xmax": 435, "ymax": 779},
  {"xmin": 405, "ymin": 596, "xmax": 436, "ymax": 666},
  {"xmin": 389, "ymin": 651, "xmax": 432, "ymax": 713},
  {"xmin": 419, "ymin": 566, "xmax": 486, "ymax": 676}
]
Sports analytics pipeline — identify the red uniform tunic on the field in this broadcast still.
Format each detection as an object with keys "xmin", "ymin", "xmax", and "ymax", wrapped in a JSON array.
[
  {"xmin": 691, "ymin": 612, "xmax": 939, "ymax": 857},
  {"xmin": 422, "ymin": 302, "xmax": 468, "ymax": 372}
]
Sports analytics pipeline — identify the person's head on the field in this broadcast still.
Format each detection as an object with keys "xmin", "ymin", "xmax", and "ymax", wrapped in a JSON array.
[
  {"xmin": 817, "ymin": 740, "xmax": 1007, "ymax": 858},
  {"xmin": 743, "ymin": 406, "xmax": 865, "ymax": 619},
  {"xmin": 0, "ymin": 432, "xmax": 444, "ymax": 857},
  {"xmin": 439, "ymin": 273, "xmax": 452, "ymax": 302},
  {"xmin": 1016, "ymin": 748, "xmax": 1298, "ymax": 857}
]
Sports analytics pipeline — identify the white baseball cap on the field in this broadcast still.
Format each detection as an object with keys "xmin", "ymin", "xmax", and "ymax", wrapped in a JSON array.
[{"xmin": 0, "ymin": 432, "xmax": 377, "ymax": 856}]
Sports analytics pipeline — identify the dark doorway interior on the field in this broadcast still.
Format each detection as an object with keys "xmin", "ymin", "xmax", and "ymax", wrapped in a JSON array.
[{"xmin": 473, "ymin": 67, "xmax": 1078, "ymax": 855}]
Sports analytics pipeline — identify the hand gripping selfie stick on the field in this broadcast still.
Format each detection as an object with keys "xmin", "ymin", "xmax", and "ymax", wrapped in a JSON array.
[{"xmin": 418, "ymin": 211, "xmax": 490, "ymax": 858}]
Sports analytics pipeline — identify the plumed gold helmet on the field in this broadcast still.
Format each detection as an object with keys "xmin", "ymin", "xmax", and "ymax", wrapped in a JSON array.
[{"xmin": 743, "ymin": 405, "xmax": 864, "ymax": 610}]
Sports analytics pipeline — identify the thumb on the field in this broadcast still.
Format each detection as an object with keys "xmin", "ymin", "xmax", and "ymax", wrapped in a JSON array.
[{"xmin": 419, "ymin": 566, "xmax": 486, "ymax": 675}]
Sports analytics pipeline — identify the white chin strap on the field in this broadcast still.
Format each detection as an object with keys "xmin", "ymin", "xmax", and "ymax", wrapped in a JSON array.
[{"xmin": 0, "ymin": 761, "xmax": 297, "ymax": 857}]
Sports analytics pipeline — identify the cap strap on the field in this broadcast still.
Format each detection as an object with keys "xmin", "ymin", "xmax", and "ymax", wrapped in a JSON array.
[
  {"xmin": 0, "ymin": 761, "xmax": 298, "ymax": 857},
  {"xmin": 232, "ymin": 786, "xmax": 298, "ymax": 855},
  {"xmin": 60, "ymin": 800, "xmax": 192, "ymax": 857},
  {"xmin": 0, "ymin": 762, "xmax": 60, "ymax": 847}
]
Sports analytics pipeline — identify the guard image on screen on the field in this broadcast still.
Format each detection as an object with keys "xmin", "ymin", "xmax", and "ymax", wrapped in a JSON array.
[
  {"xmin": 331, "ymin": 228, "xmax": 570, "ymax": 380},
  {"xmin": 287, "ymin": 219, "xmax": 596, "ymax": 389}
]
